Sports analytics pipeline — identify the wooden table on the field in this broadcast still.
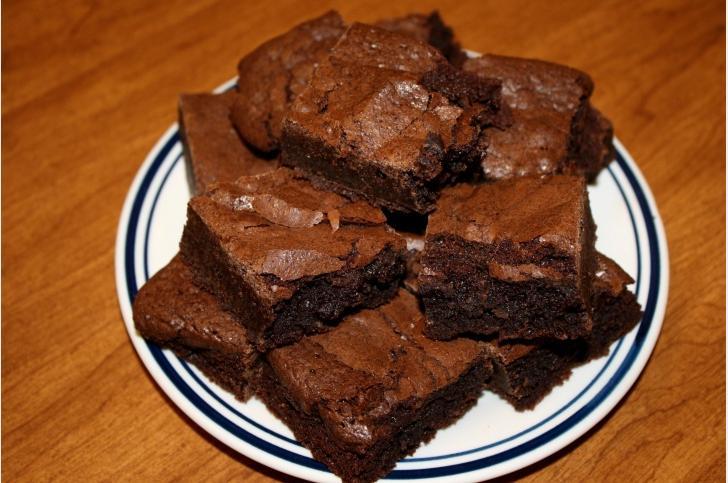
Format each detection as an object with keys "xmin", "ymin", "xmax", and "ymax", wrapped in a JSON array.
[{"xmin": 3, "ymin": 0, "xmax": 725, "ymax": 480}]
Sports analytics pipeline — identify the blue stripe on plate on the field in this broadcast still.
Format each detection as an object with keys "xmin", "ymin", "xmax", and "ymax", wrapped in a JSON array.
[
  {"xmin": 138, "ymin": 156, "xmax": 634, "ymax": 460},
  {"xmin": 124, "ymin": 132, "xmax": 179, "ymax": 299},
  {"xmin": 123, "ymin": 138, "xmax": 662, "ymax": 479},
  {"xmin": 143, "ymin": 153, "xmax": 183, "ymax": 281},
  {"xmin": 386, "ymin": 152, "xmax": 662, "ymax": 478}
]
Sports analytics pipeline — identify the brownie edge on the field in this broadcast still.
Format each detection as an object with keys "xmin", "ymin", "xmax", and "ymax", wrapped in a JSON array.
[
  {"xmin": 375, "ymin": 11, "xmax": 466, "ymax": 66},
  {"xmin": 281, "ymin": 23, "xmax": 501, "ymax": 214},
  {"xmin": 420, "ymin": 176, "xmax": 596, "ymax": 341},
  {"xmin": 485, "ymin": 253, "xmax": 642, "ymax": 410},
  {"xmin": 132, "ymin": 255, "xmax": 260, "ymax": 400},
  {"xmin": 231, "ymin": 11, "xmax": 346, "ymax": 152},
  {"xmin": 179, "ymin": 91, "xmax": 276, "ymax": 194},
  {"xmin": 257, "ymin": 290, "xmax": 490, "ymax": 483},
  {"xmin": 179, "ymin": 168, "xmax": 407, "ymax": 351}
]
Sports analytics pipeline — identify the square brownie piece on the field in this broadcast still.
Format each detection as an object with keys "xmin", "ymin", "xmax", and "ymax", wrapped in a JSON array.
[
  {"xmin": 419, "ymin": 175, "xmax": 596, "ymax": 341},
  {"xmin": 463, "ymin": 54, "xmax": 614, "ymax": 181},
  {"xmin": 257, "ymin": 289, "xmax": 490, "ymax": 483},
  {"xmin": 375, "ymin": 11, "xmax": 466, "ymax": 66},
  {"xmin": 179, "ymin": 91, "xmax": 276, "ymax": 194},
  {"xmin": 231, "ymin": 11, "xmax": 346, "ymax": 152},
  {"xmin": 133, "ymin": 255, "xmax": 260, "ymax": 400},
  {"xmin": 180, "ymin": 167, "xmax": 407, "ymax": 351},
  {"xmin": 485, "ymin": 253, "xmax": 642, "ymax": 410},
  {"xmin": 281, "ymin": 23, "xmax": 502, "ymax": 214},
  {"xmin": 588, "ymin": 252, "xmax": 643, "ymax": 357}
]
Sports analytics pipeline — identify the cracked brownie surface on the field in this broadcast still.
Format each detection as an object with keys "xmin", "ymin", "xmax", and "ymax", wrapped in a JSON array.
[
  {"xmin": 282, "ymin": 23, "xmax": 502, "ymax": 214},
  {"xmin": 259, "ymin": 289, "xmax": 490, "ymax": 482},
  {"xmin": 463, "ymin": 54, "xmax": 614, "ymax": 181},
  {"xmin": 180, "ymin": 167, "xmax": 407, "ymax": 351},
  {"xmin": 232, "ymin": 11, "xmax": 346, "ymax": 152}
]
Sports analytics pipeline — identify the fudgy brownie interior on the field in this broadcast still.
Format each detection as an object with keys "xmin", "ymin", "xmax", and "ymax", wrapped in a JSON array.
[
  {"xmin": 485, "ymin": 253, "xmax": 642, "ymax": 409},
  {"xmin": 180, "ymin": 168, "xmax": 407, "ymax": 351},
  {"xmin": 419, "ymin": 176, "xmax": 596, "ymax": 341}
]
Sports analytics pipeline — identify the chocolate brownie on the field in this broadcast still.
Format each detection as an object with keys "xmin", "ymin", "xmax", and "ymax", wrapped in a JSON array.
[
  {"xmin": 588, "ymin": 252, "xmax": 643, "ymax": 357},
  {"xmin": 179, "ymin": 91, "xmax": 276, "ymax": 194},
  {"xmin": 133, "ymin": 255, "xmax": 260, "ymax": 400},
  {"xmin": 180, "ymin": 167, "xmax": 407, "ymax": 351},
  {"xmin": 463, "ymin": 54, "xmax": 614, "ymax": 181},
  {"xmin": 419, "ymin": 175, "xmax": 596, "ymax": 341},
  {"xmin": 231, "ymin": 11, "xmax": 346, "ymax": 152},
  {"xmin": 257, "ymin": 289, "xmax": 490, "ymax": 483},
  {"xmin": 375, "ymin": 11, "xmax": 466, "ymax": 66},
  {"xmin": 485, "ymin": 253, "xmax": 642, "ymax": 410},
  {"xmin": 281, "ymin": 23, "xmax": 502, "ymax": 214},
  {"xmin": 484, "ymin": 342, "xmax": 573, "ymax": 411}
]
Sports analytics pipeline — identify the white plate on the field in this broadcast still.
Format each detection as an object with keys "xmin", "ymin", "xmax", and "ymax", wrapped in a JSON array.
[{"xmin": 115, "ymin": 79, "xmax": 669, "ymax": 482}]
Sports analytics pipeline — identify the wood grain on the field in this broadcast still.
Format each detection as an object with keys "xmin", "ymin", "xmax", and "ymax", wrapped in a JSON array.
[{"xmin": 2, "ymin": 0, "xmax": 725, "ymax": 481}]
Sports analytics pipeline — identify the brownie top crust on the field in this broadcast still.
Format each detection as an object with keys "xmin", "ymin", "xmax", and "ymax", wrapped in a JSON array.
[
  {"xmin": 374, "ymin": 11, "xmax": 464, "ymax": 65},
  {"xmin": 594, "ymin": 251, "xmax": 635, "ymax": 296},
  {"xmin": 188, "ymin": 168, "xmax": 402, "ymax": 289},
  {"xmin": 204, "ymin": 166, "xmax": 386, "ymax": 229},
  {"xmin": 287, "ymin": 23, "xmax": 471, "ymax": 175},
  {"xmin": 133, "ymin": 255, "xmax": 255, "ymax": 359},
  {"xmin": 179, "ymin": 91, "xmax": 275, "ymax": 193},
  {"xmin": 463, "ymin": 54, "xmax": 595, "ymax": 179},
  {"xmin": 232, "ymin": 11, "xmax": 346, "ymax": 152},
  {"xmin": 288, "ymin": 60, "xmax": 474, "ymax": 172},
  {"xmin": 283, "ymin": 23, "xmax": 501, "ymax": 213},
  {"xmin": 266, "ymin": 289, "xmax": 485, "ymax": 446},
  {"xmin": 329, "ymin": 22, "xmax": 444, "ymax": 72},
  {"xmin": 428, "ymin": 175, "xmax": 587, "ymax": 257},
  {"xmin": 327, "ymin": 24, "xmax": 499, "ymax": 109}
]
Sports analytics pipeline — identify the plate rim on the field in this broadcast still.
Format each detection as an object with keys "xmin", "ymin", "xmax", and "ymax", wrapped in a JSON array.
[{"xmin": 115, "ymin": 120, "xmax": 669, "ymax": 481}]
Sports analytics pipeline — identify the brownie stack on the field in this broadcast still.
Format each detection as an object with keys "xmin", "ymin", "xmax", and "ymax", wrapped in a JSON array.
[{"xmin": 133, "ymin": 11, "xmax": 642, "ymax": 482}]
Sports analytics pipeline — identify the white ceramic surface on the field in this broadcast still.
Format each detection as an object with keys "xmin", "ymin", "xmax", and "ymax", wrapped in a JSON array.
[{"xmin": 115, "ymin": 80, "xmax": 669, "ymax": 482}]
